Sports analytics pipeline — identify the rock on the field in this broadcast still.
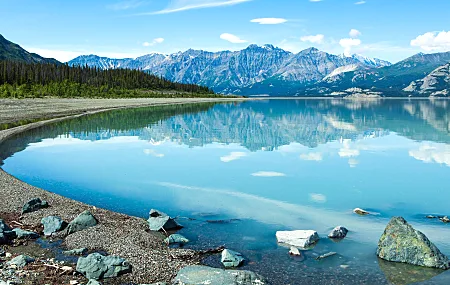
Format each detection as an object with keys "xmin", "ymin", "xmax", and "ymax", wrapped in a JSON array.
[
  {"xmin": 0, "ymin": 248, "xmax": 5, "ymax": 256},
  {"xmin": 63, "ymin": 248, "xmax": 88, "ymax": 256},
  {"xmin": 86, "ymin": 280, "xmax": 102, "ymax": 285},
  {"xmin": 41, "ymin": 216, "xmax": 68, "ymax": 236},
  {"xmin": 7, "ymin": 255, "xmax": 35, "ymax": 268},
  {"xmin": 288, "ymin": 247, "xmax": 301, "ymax": 256},
  {"xmin": 328, "ymin": 226, "xmax": 348, "ymax": 239},
  {"xmin": 76, "ymin": 253, "xmax": 131, "ymax": 280},
  {"xmin": 426, "ymin": 215, "xmax": 437, "ymax": 219},
  {"xmin": 377, "ymin": 217, "xmax": 450, "ymax": 269},
  {"xmin": 378, "ymin": 258, "xmax": 444, "ymax": 285},
  {"xmin": 173, "ymin": 265, "xmax": 266, "ymax": 285},
  {"xmin": 22, "ymin": 198, "xmax": 49, "ymax": 214},
  {"xmin": 164, "ymin": 234, "xmax": 189, "ymax": 245},
  {"xmin": 315, "ymin": 252, "xmax": 337, "ymax": 260},
  {"xmin": 0, "ymin": 220, "xmax": 17, "ymax": 244},
  {"xmin": 221, "ymin": 249, "xmax": 245, "ymax": 268},
  {"xmin": 12, "ymin": 228, "xmax": 39, "ymax": 239},
  {"xmin": 5, "ymin": 252, "xmax": 12, "ymax": 258},
  {"xmin": 353, "ymin": 208, "xmax": 369, "ymax": 215},
  {"xmin": 276, "ymin": 230, "xmax": 319, "ymax": 248},
  {"xmin": 440, "ymin": 216, "xmax": 450, "ymax": 223},
  {"xmin": 67, "ymin": 211, "xmax": 98, "ymax": 235},
  {"xmin": 147, "ymin": 209, "xmax": 181, "ymax": 231},
  {"xmin": 69, "ymin": 281, "xmax": 79, "ymax": 285}
]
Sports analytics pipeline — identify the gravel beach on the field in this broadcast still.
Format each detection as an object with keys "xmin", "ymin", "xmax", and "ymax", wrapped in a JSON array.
[{"xmin": 0, "ymin": 98, "xmax": 243, "ymax": 284}]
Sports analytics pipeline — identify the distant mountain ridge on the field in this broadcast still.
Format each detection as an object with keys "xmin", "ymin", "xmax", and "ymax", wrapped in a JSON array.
[
  {"xmin": 69, "ymin": 45, "xmax": 392, "ymax": 96},
  {"xmin": 0, "ymin": 34, "xmax": 60, "ymax": 64}
]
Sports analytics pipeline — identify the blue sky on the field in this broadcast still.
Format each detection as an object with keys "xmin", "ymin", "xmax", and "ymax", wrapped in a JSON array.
[{"xmin": 1, "ymin": 0, "xmax": 450, "ymax": 63}]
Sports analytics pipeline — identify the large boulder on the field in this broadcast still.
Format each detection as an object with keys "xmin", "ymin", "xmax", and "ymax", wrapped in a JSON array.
[
  {"xmin": 0, "ymin": 220, "xmax": 16, "ymax": 244},
  {"xmin": 41, "ymin": 216, "xmax": 68, "ymax": 236},
  {"xmin": 12, "ymin": 228, "xmax": 39, "ymax": 239},
  {"xmin": 377, "ymin": 217, "xmax": 450, "ymax": 269},
  {"xmin": 22, "ymin": 198, "xmax": 49, "ymax": 214},
  {"xmin": 164, "ymin": 234, "xmax": 189, "ymax": 245},
  {"xmin": 147, "ymin": 209, "xmax": 181, "ymax": 231},
  {"xmin": 221, "ymin": 249, "xmax": 245, "ymax": 268},
  {"xmin": 67, "ymin": 211, "xmax": 98, "ymax": 235},
  {"xmin": 7, "ymin": 255, "xmax": 35, "ymax": 268},
  {"xmin": 276, "ymin": 230, "xmax": 319, "ymax": 248},
  {"xmin": 76, "ymin": 253, "xmax": 132, "ymax": 280},
  {"xmin": 173, "ymin": 265, "xmax": 266, "ymax": 285}
]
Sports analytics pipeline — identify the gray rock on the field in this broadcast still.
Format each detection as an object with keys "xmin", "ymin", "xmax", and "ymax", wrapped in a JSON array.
[
  {"xmin": 41, "ymin": 216, "xmax": 67, "ymax": 236},
  {"xmin": 86, "ymin": 280, "xmax": 102, "ymax": 285},
  {"xmin": 377, "ymin": 217, "xmax": 450, "ymax": 269},
  {"xmin": 63, "ymin": 248, "xmax": 88, "ymax": 256},
  {"xmin": 276, "ymin": 230, "xmax": 319, "ymax": 248},
  {"xmin": 0, "ymin": 248, "xmax": 5, "ymax": 256},
  {"xmin": 67, "ymin": 211, "xmax": 98, "ymax": 235},
  {"xmin": 147, "ymin": 209, "xmax": 181, "ymax": 231},
  {"xmin": 328, "ymin": 226, "xmax": 348, "ymax": 239},
  {"xmin": 221, "ymin": 249, "xmax": 245, "ymax": 268},
  {"xmin": 164, "ymin": 234, "xmax": 189, "ymax": 245},
  {"xmin": 76, "ymin": 253, "xmax": 131, "ymax": 280},
  {"xmin": 315, "ymin": 252, "xmax": 337, "ymax": 260},
  {"xmin": 22, "ymin": 198, "xmax": 49, "ymax": 214},
  {"xmin": 0, "ymin": 220, "xmax": 16, "ymax": 244},
  {"xmin": 173, "ymin": 265, "xmax": 266, "ymax": 285},
  {"xmin": 12, "ymin": 228, "xmax": 39, "ymax": 239},
  {"xmin": 7, "ymin": 255, "xmax": 35, "ymax": 268}
]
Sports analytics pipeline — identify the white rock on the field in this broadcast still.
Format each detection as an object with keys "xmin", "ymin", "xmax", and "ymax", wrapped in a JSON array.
[
  {"xmin": 353, "ymin": 208, "xmax": 369, "ymax": 215},
  {"xmin": 276, "ymin": 230, "xmax": 319, "ymax": 248},
  {"xmin": 289, "ymin": 247, "xmax": 301, "ymax": 256}
]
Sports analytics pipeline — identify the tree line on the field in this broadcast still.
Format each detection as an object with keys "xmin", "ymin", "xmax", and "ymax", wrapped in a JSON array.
[{"xmin": 0, "ymin": 60, "xmax": 217, "ymax": 98}]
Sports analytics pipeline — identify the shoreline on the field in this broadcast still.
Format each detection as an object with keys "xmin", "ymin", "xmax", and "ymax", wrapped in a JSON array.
[{"xmin": 0, "ymin": 97, "xmax": 246, "ymax": 284}]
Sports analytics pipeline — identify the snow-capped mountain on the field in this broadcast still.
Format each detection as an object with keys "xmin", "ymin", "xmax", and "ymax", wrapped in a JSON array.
[
  {"xmin": 351, "ymin": 54, "xmax": 391, "ymax": 68},
  {"xmin": 68, "ymin": 45, "xmax": 391, "ymax": 95}
]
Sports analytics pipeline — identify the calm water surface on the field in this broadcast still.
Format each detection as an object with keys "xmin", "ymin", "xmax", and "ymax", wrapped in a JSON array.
[{"xmin": 1, "ymin": 99, "xmax": 450, "ymax": 285}]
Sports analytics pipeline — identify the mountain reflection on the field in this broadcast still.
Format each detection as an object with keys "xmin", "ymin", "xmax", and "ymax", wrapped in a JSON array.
[{"xmin": 1, "ymin": 99, "xmax": 450, "ymax": 164}]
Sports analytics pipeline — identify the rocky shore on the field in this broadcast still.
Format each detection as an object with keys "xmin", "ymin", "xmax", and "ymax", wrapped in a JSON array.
[{"xmin": 0, "ymin": 98, "xmax": 264, "ymax": 285}]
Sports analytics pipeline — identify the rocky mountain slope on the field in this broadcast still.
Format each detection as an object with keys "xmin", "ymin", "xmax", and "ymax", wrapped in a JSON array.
[
  {"xmin": 404, "ymin": 62, "xmax": 450, "ymax": 96},
  {"xmin": 0, "ymin": 34, "xmax": 60, "ymax": 64}
]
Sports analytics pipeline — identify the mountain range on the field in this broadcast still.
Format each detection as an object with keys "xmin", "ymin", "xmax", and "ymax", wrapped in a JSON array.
[{"xmin": 1, "ymin": 34, "xmax": 449, "ymax": 97}]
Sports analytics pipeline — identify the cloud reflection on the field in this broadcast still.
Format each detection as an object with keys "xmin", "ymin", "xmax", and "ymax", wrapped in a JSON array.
[
  {"xmin": 251, "ymin": 171, "xmax": 286, "ymax": 177},
  {"xmin": 220, "ymin": 152, "xmax": 247, "ymax": 162},
  {"xmin": 409, "ymin": 143, "xmax": 450, "ymax": 166}
]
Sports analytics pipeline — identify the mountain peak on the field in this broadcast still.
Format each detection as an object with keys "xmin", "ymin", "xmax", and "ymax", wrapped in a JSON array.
[{"xmin": 300, "ymin": 47, "xmax": 320, "ymax": 54}]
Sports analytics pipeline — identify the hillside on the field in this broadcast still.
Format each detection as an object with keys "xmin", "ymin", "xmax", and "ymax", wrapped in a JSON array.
[{"xmin": 0, "ymin": 34, "xmax": 60, "ymax": 64}]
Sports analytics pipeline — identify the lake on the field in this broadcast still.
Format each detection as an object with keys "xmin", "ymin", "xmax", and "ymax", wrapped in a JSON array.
[{"xmin": 1, "ymin": 99, "xmax": 450, "ymax": 285}]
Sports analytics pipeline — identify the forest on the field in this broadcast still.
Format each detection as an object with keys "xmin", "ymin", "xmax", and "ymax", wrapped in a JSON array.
[{"xmin": 0, "ymin": 60, "xmax": 219, "ymax": 98}]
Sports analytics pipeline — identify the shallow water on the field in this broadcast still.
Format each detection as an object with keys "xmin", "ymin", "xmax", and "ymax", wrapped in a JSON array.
[{"xmin": 1, "ymin": 99, "xmax": 450, "ymax": 284}]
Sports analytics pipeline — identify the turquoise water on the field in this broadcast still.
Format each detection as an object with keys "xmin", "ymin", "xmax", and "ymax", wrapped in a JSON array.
[{"xmin": 1, "ymin": 99, "xmax": 450, "ymax": 284}]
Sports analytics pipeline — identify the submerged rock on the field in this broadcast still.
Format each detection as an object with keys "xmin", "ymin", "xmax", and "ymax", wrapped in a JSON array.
[
  {"xmin": 353, "ymin": 208, "xmax": 369, "ymax": 215},
  {"xmin": 276, "ymin": 230, "xmax": 319, "ymax": 248},
  {"xmin": 67, "ymin": 211, "xmax": 98, "ymax": 235},
  {"xmin": 147, "ymin": 209, "xmax": 181, "ymax": 232},
  {"xmin": 315, "ymin": 252, "xmax": 337, "ymax": 260},
  {"xmin": 76, "ymin": 253, "xmax": 132, "ymax": 280},
  {"xmin": 377, "ymin": 217, "xmax": 450, "ymax": 269},
  {"xmin": 328, "ymin": 226, "xmax": 348, "ymax": 239},
  {"xmin": 221, "ymin": 249, "xmax": 245, "ymax": 268},
  {"xmin": 440, "ymin": 216, "xmax": 450, "ymax": 223},
  {"xmin": 41, "ymin": 216, "xmax": 68, "ymax": 236},
  {"xmin": 7, "ymin": 255, "xmax": 35, "ymax": 268},
  {"xmin": 12, "ymin": 228, "xmax": 39, "ymax": 239},
  {"xmin": 22, "ymin": 198, "xmax": 49, "ymax": 214},
  {"xmin": 173, "ymin": 265, "xmax": 266, "ymax": 285},
  {"xmin": 378, "ymin": 258, "xmax": 445, "ymax": 285},
  {"xmin": 164, "ymin": 234, "xmax": 189, "ymax": 245},
  {"xmin": 63, "ymin": 248, "xmax": 88, "ymax": 256}
]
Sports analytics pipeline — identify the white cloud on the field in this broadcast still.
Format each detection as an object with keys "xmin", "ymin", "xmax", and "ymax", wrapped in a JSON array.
[
  {"xmin": 355, "ymin": 1, "xmax": 366, "ymax": 4},
  {"xmin": 300, "ymin": 152, "xmax": 323, "ymax": 161},
  {"xmin": 309, "ymin": 193, "xmax": 327, "ymax": 203},
  {"xmin": 300, "ymin": 34, "xmax": 325, "ymax": 44},
  {"xmin": 339, "ymin": 38, "xmax": 362, "ymax": 56},
  {"xmin": 220, "ymin": 33, "xmax": 247, "ymax": 44},
  {"xmin": 250, "ymin": 18, "xmax": 287, "ymax": 25},
  {"xmin": 143, "ymin": 149, "xmax": 165, "ymax": 158},
  {"xmin": 220, "ymin": 152, "xmax": 247, "ymax": 162},
  {"xmin": 251, "ymin": 171, "xmax": 286, "ymax": 177},
  {"xmin": 409, "ymin": 144, "xmax": 450, "ymax": 166},
  {"xmin": 349, "ymin": 29, "xmax": 361, "ymax": 38},
  {"xmin": 410, "ymin": 31, "xmax": 450, "ymax": 52},
  {"xmin": 108, "ymin": 0, "xmax": 144, "ymax": 10},
  {"xmin": 152, "ymin": 0, "xmax": 251, "ymax": 14},
  {"xmin": 143, "ymin": 38, "xmax": 165, "ymax": 47}
]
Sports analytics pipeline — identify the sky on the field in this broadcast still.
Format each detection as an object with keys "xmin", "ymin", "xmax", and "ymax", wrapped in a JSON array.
[{"xmin": 1, "ymin": 0, "xmax": 450, "ymax": 63}]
